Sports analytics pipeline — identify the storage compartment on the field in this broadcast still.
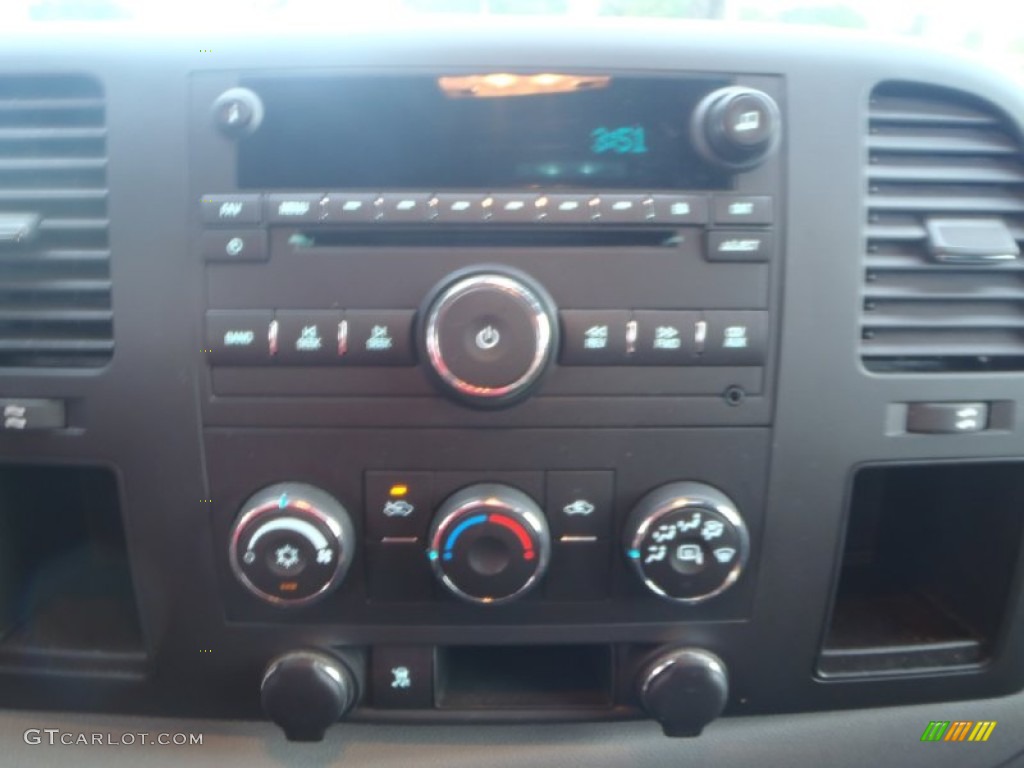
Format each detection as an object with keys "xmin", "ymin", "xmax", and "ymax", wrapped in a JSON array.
[
  {"xmin": 0, "ymin": 465, "xmax": 144, "ymax": 667},
  {"xmin": 819, "ymin": 463, "xmax": 1024, "ymax": 677},
  {"xmin": 437, "ymin": 644, "xmax": 613, "ymax": 709}
]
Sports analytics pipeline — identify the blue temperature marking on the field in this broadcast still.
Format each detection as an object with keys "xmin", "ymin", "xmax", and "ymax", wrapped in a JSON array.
[
  {"xmin": 627, "ymin": 549, "xmax": 641, "ymax": 560},
  {"xmin": 277, "ymin": 493, "xmax": 289, "ymax": 509},
  {"xmin": 444, "ymin": 514, "xmax": 487, "ymax": 555}
]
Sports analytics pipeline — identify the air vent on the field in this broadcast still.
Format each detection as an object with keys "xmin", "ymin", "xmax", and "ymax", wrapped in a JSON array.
[
  {"xmin": 0, "ymin": 75, "xmax": 111, "ymax": 368},
  {"xmin": 862, "ymin": 82, "xmax": 1024, "ymax": 372}
]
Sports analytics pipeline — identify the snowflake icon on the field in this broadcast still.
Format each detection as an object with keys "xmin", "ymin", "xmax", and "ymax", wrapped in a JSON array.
[{"xmin": 275, "ymin": 544, "xmax": 301, "ymax": 570}]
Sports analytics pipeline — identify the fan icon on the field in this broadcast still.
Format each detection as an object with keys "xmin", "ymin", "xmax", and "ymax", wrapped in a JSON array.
[{"xmin": 274, "ymin": 544, "xmax": 301, "ymax": 571}]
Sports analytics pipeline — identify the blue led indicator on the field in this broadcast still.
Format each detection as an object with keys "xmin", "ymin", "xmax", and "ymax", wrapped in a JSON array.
[
  {"xmin": 427, "ymin": 550, "xmax": 439, "ymax": 562},
  {"xmin": 443, "ymin": 513, "xmax": 487, "ymax": 555},
  {"xmin": 627, "ymin": 549, "xmax": 641, "ymax": 560},
  {"xmin": 277, "ymin": 493, "xmax": 289, "ymax": 509}
]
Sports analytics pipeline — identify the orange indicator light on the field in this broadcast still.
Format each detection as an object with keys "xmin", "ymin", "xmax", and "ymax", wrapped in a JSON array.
[
  {"xmin": 389, "ymin": 484, "xmax": 409, "ymax": 498},
  {"xmin": 279, "ymin": 582, "xmax": 299, "ymax": 592}
]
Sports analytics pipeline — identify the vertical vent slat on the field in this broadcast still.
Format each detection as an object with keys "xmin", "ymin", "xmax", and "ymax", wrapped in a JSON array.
[
  {"xmin": 0, "ymin": 74, "xmax": 111, "ymax": 368},
  {"xmin": 862, "ymin": 82, "xmax": 1024, "ymax": 372}
]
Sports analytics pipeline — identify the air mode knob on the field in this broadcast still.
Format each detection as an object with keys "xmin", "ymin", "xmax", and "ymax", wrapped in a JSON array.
[
  {"xmin": 427, "ymin": 484, "xmax": 551, "ymax": 604},
  {"xmin": 419, "ymin": 267, "xmax": 558, "ymax": 408},
  {"xmin": 624, "ymin": 482, "xmax": 749, "ymax": 603},
  {"xmin": 229, "ymin": 482, "xmax": 355, "ymax": 607},
  {"xmin": 692, "ymin": 87, "xmax": 781, "ymax": 170}
]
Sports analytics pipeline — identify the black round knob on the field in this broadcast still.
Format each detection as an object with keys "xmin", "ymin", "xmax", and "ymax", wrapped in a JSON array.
[
  {"xmin": 261, "ymin": 651, "xmax": 357, "ymax": 742},
  {"xmin": 419, "ymin": 267, "xmax": 558, "ymax": 408},
  {"xmin": 211, "ymin": 87, "xmax": 264, "ymax": 138},
  {"xmin": 624, "ymin": 482, "xmax": 749, "ymax": 604},
  {"xmin": 692, "ymin": 87, "xmax": 781, "ymax": 170},
  {"xmin": 639, "ymin": 648, "xmax": 728, "ymax": 738},
  {"xmin": 229, "ymin": 483, "xmax": 355, "ymax": 607},
  {"xmin": 427, "ymin": 484, "xmax": 550, "ymax": 604}
]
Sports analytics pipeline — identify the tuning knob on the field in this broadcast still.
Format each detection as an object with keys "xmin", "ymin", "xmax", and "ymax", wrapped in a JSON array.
[
  {"xmin": 229, "ymin": 482, "xmax": 355, "ymax": 607},
  {"xmin": 261, "ymin": 650, "xmax": 357, "ymax": 742},
  {"xmin": 624, "ymin": 482, "xmax": 749, "ymax": 604},
  {"xmin": 427, "ymin": 484, "xmax": 551, "ymax": 604},
  {"xmin": 639, "ymin": 648, "xmax": 729, "ymax": 737},
  {"xmin": 419, "ymin": 267, "xmax": 558, "ymax": 408},
  {"xmin": 692, "ymin": 87, "xmax": 781, "ymax": 170}
]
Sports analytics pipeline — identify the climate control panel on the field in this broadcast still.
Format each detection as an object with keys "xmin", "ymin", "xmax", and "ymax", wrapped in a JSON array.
[{"xmin": 227, "ymin": 477, "xmax": 749, "ymax": 609}]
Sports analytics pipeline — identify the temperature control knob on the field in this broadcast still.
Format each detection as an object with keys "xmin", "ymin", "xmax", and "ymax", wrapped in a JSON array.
[
  {"xmin": 624, "ymin": 482, "xmax": 748, "ymax": 604},
  {"xmin": 419, "ymin": 267, "xmax": 558, "ymax": 408},
  {"xmin": 427, "ymin": 484, "xmax": 550, "ymax": 604},
  {"xmin": 229, "ymin": 482, "xmax": 355, "ymax": 607},
  {"xmin": 692, "ymin": 87, "xmax": 781, "ymax": 170}
]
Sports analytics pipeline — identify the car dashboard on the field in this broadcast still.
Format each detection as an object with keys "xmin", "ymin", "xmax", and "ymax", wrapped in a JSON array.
[{"xmin": 0, "ymin": 19, "xmax": 1023, "ymax": 767}]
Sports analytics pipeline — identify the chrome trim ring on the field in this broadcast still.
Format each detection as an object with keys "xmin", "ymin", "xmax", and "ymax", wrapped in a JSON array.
[{"xmin": 424, "ymin": 274, "xmax": 553, "ymax": 400}]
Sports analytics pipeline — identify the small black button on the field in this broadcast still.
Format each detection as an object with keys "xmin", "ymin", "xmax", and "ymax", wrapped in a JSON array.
[
  {"xmin": 543, "ymin": 194, "xmax": 598, "ymax": 224},
  {"xmin": 650, "ymin": 195, "xmax": 708, "ymax": 225},
  {"xmin": 632, "ymin": 311, "xmax": 701, "ymax": 365},
  {"xmin": 206, "ymin": 310, "xmax": 273, "ymax": 365},
  {"xmin": 365, "ymin": 472, "xmax": 434, "ymax": 540},
  {"xmin": 366, "ymin": 542, "xmax": 436, "ymax": 602},
  {"xmin": 559, "ymin": 310, "xmax": 631, "ymax": 365},
  {"xmin": 266, "ymin": 194, "xmax": 326, "ymax": 224},
  {"xmin": 906, "ymin": 402, "xmax": 989, "ymax": 434},
  {"xmin": 275, "ymin": 310, "xmax": 344, "ymax": 365},
  {"xmin": 323, "ymin": 193, "xmax": 376, "ymax": 223},
  {"xmin": 712, "ymin": 195, "xmax": 773, "ymax": 225},
  {"xmin": 371, "ymin": 646, "xmax": 434, "ymax": 709},
  {"xmin": 201, "ymin": 230, "xmax": 268, "ymax": 262},
  {"xmin": 378, "ymin": 193, "xmax": 432, "ymax": 223},
  {"xmin": 345, "ymin": 310, "xmax": 416, "ymax": 365},
  {"xmin": 485, "ymin": 193, "xmax": 541, "ymax": 223},
  {"xmin": 598, "ymin": 195, "xmax": 648, "ymax": 223},
  {"xmin": 0, "ymin": 398, "xmax": 66, "ymax": 432},
  {"xmin": 707, "ymin": 230, "xmax": 773, "ymax": 262},
  {"xmin": 701, "ymin": 311, "xmax": 768, "ymax": 365},
  {"xmin": 430, "ymin": 193, "xmax": 487, "ymax": 223},
  {"xmin": 547, "ymin": 471, "xmax": 614, "ymax": 539},
  {"xmin": 200, "ymin": 194, "xmax": 262, "ymax": 225},
  {"xmin": 544, "ymin": 540, "xmax": 611, "ymax": 601}
]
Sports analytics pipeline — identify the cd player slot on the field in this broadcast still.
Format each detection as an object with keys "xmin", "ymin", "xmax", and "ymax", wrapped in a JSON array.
[{"xmin": 289, "ymin": 228, "xmax": 682, "ymax": 249}]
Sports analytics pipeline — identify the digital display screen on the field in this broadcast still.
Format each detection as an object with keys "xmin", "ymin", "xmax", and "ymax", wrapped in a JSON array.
[{"xmin": 237, "ymin": 75, "xmax": 730, "ymax": 190}]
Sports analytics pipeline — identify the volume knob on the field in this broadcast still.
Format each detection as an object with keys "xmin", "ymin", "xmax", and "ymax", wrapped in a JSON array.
[{"xmin": 419, "ymin": 267, "xmax": 558, "ymax": 408}]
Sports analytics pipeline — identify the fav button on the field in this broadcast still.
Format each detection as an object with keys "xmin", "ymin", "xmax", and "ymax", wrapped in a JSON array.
[
  {"xmin": 200, "ymin": 194, "xmax": 262, "ymax": 225},
  {"xmin": 345, "ymin": 310, "xmax": 416, "ymax": 365}
]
